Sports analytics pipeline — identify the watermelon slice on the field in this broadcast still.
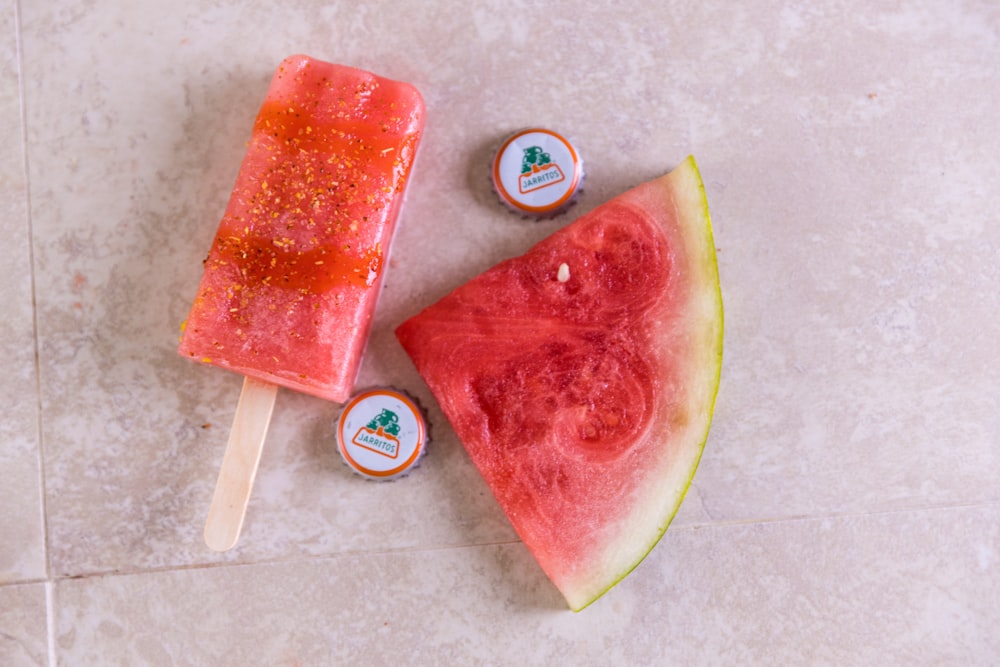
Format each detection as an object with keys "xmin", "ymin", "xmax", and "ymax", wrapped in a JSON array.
[{"xmin": 396, "ymin": 156, "xmax": 722, "ymax": 610}]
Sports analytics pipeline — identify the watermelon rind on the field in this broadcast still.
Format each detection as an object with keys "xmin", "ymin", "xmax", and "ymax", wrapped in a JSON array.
[{"xmin": 569, "ymin": 156, "xmax": 723, "ymax": 611}]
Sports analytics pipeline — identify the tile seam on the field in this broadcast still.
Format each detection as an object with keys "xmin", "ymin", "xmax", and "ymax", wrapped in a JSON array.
[
  {"xmin": 38, "ymin": 497, "xmax": 1000, "ymax": 584},
  {"xmin": 11, "ymin": 1, "xmax": 56, "ymax": 665}
]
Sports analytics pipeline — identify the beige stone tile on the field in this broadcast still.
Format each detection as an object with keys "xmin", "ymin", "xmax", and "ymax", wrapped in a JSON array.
[
  {"xmin": 52, "ymin": 503, "xmax": 998, "ymax": 665},
  {"xmin": 647, "ymin": 505, "xmax": 1000, "ymax": 664},
  {"xmin": 20, "ymin": 0, "xmax": 1000, "ymax": 585},
  {"xmin": 0, "ymin": 2, "xmax": 45, "ymax": 584},
  {"xmin": 21, "ymin": 1, "xmax": 516, "ymax": 579},
  {"xmin": 0, "ymin": 584, "xmax": 48, "ymax": 667},
  {"xmin": 12, "ymin": 1, "xmax": 1000, "ymax": 664},
  {"xmin": 680, "ymin": 4, "xmax": 1000, "ymax": 522}
]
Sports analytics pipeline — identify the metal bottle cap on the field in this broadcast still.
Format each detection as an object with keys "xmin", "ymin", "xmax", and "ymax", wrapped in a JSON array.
[
  {"xmin": 336, "ymin": 388, "xmax": 427, "ymax": 480},
  {"xmin": 491, "ymin": 128, "xmax": 583, "ymax": 217}
]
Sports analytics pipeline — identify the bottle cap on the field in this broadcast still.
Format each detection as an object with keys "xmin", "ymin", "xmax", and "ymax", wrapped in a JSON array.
[
  {"xmin": 491, "ymin": 128, "xmax": 583, "ymax": 217},
  {"xmin": 336, "ymin": 388, "xmax": 427, "ymax": 480}
]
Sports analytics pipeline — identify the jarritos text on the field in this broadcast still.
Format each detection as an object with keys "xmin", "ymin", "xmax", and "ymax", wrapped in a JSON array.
[
  {"xmin": 518, "ymin": 145, "xmax": 566, "ymax": 194},
  {"xmin": 351, "ymin": 408, "xmax": 401, "ymax": 459}
]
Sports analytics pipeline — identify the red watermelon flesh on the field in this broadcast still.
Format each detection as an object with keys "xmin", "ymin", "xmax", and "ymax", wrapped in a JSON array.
[
  {"xmin": 179, "ymin": 55, "xmax": 424, "ymax": 403},
  {"xmin": 396, "ymin": 157, "xmax": 722, "ymax": 610}
]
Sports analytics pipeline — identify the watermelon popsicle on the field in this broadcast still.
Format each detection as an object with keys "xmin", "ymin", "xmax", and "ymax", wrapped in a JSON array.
[{"xmin": 179, "ymin": 55, "xmax": 425, "ymax": 550}]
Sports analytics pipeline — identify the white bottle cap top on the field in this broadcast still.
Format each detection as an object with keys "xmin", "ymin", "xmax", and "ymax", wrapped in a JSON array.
[
  {"xmin": 336, "ymin": 388, "xmax": 427, "ymax": 480},
  {"xmin": 491, "ymin": 128, "xmax": 583, "ymax": 217}
]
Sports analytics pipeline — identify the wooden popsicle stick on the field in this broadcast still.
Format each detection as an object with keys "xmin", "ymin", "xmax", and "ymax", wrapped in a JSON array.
[{"xmin": 204, "ymin": 376, "xmax": 279, "ymax": 552}]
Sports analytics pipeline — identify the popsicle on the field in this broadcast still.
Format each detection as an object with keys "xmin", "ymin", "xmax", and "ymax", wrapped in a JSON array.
[{"xmin": 179, "ymin": 55, "xmax": 425, "ymax": 550}]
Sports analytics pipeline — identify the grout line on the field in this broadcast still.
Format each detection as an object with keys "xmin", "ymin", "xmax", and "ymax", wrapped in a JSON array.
[
  {"xmin": 669, "ymin": 497, "xmax": 1000, "ymax": 531},
  {"xmin": 37, "ymin": 537, "xmax": 528, "ymax": 583},
  {"xmin": 18, "ymin": 496, "xmax": 999, "ymax": 586},
  {"xmin": 12, "ymin": 1, "xmax": 55, "ymax": 665}
]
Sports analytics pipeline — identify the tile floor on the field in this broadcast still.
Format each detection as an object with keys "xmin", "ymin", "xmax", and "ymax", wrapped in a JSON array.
[{"xmin": 2, "ymin": 1, "xmax": 998, "ymax": 665}]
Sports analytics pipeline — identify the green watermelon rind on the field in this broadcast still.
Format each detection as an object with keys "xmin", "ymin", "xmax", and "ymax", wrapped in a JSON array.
[{"xmin": 569, "ymin": 155, "xmax": 723, "ymax": 611}]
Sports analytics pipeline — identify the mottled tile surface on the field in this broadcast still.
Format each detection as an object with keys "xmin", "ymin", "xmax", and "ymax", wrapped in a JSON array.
[
  {"xmin": 0, "ymin": 584, "xmax": 47, "ymax": 667},
  {"xmin": 2, "ymin": 0, "xmax": 999, "ymax": 664},
  {"xmin": 0, "ymin": 0, "xmax": 45, "ymax": 585},
  {"xmin": 52, "ymin": 504, "xmax": 999, "ymax": 665}
]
